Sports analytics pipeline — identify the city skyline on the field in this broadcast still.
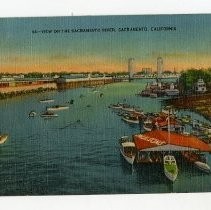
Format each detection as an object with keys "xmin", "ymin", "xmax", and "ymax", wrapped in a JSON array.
[{"xmin": 1, "ymin": 14, "xmax": 211, "ymax": 73}]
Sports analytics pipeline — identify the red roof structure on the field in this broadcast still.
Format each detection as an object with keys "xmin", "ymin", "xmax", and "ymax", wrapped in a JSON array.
[{"xmin": 133, "ymin": 130, "xmax": 211, "ymax": 152}]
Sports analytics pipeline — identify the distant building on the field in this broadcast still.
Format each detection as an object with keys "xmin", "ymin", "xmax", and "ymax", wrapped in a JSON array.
[
  {"xmin": 157, "ymin": 57, "xmax": 163, "ymax": 78},
  {"xmin": 128, "ymin": 58, "xmax": 135, "ymax": 80},
  {"xmin": 13, "ymin": 74, "xmax": 25, "ymax": 79},
  {"xmin": 142, "ymin": 68, "xmax": 152, "ymax": 74},
  {"xmin": 194, "ymin": 79, "xmax": 207, "ymax": 94},
  {"xmin": 1, "ymin": 76, "xmax": 15, "ymax": 81}
]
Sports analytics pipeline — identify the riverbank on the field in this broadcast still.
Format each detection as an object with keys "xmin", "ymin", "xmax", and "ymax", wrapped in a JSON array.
[
  {"xmin": 166, "ymin": 93, "xmax": 211, "ymax": 121},
  {"xmin": 0, "ymin": 83, "xmax": 57, "ymax": 99}
]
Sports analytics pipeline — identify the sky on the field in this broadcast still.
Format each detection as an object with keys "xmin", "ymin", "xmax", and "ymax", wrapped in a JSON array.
[{"xmin": 0, "ymin": 14, "xmax": 211, "ymax": 73}]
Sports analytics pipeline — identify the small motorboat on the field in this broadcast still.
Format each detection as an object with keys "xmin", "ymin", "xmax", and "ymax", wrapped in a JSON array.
[
  {"xmin": 39, "ymin": 99, "xmax": 54, "ymax": 103},
  {"xmin": 122, "ymin": 115, "xmax": 139, "ymax": 124},
  {"xmin": 121, "ymin": 107, "xmax": 135, "ymax": 112},
  {"xmin": 194, "ymin": 161, "xmax": 211, "ymax": 173},
  {"xmin": 47, "ymin": 105, "xmax": 69, "ymax": 111},
  {"xmin": 163, "ymin": 155, "xmax": 178, "ymax": 182},
  {"xmin": 0, "ymin": 134, "xmax": 8, "ymax": 144},
  {"xmin": 28, "ymin": 111, "xmax": 37, "ymax": 117},
  {"xmin": 41, "ymin": 111, "xmax": 58, "ymax": 118},
  {"xmin": 108, "ymin": 103, "xmax": 124, "ymax": 109},
  {"xmin": 119, "ymin": 136, "xmax": 136, "ymax": 165},
  {"xmin": 143, "ymin": 118, "xmax": 153, "ymax": 131}
]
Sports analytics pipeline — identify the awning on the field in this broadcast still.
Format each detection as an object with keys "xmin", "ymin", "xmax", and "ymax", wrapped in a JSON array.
[{"xmin": 133, "ymin": 130, "xmax": 211, "ymax": 152}]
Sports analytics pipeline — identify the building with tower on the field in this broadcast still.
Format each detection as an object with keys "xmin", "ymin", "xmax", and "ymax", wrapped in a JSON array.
[
  {"xmin": 128, "ymin": 58, "xmax": 135, "ymax": 81},
  {"xmin": 157, "ymin": 57, "xmax": 163, "ymax": 78}
]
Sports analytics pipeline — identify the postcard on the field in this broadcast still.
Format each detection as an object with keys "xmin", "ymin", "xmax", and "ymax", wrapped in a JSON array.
[{"xmin": 0, "ymin": 14, "xmax": 211, "ymax": 196}]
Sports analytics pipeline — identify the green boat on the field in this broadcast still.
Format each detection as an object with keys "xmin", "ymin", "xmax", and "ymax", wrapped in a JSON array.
[{"xmin": 163, "ymin": 155, "xmax": 178, "ymax": 182}]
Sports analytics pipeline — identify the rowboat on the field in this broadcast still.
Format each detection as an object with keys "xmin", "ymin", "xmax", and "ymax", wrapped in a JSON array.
[
  {"xmin": 119, "ymin": 136, "xmax": 136, "ymax": 165},
  {"xmin": 122, "ymin": 115, "xmax": 139, "ymax": 124},
  {"xmin": 47, "ymin": 105, "xmax": 69, "ymax": 111},
  {"xmin": 194, "ymin": 161, "xmax": 211, "ymax": 173},
  {"xmin": 39, "ymin": 99, "xmax": 54, "ymax": 103},
  {"xmin": 41, "ymin": 111, "xmax": 58, "ymax": 118},
  {"xmin": 28, "ymin": 111, "xmax": 37, "ymax": 117},
  {"xmin": 0, "ymin": 134, "xmax": 8, "ymax": 144},
  {"xmin": 163, "ymin": 155, "xmax": 178, "ymax": 182}
]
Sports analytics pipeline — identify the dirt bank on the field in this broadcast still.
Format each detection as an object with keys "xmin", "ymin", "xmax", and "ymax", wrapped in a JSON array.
[{"xmin": 166, "ymin": 93, "xmax": 211, "ymax": 121}]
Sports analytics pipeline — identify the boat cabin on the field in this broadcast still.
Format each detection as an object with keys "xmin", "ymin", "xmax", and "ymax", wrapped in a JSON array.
[{"xmin": 194, "ymin": 79, "xmax": 207, "ymax": 94}]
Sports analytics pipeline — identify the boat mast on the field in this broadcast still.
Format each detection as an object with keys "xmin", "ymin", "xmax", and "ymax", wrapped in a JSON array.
[{"xmin": 167, "ymin": 106, "xmax": 171, "ymax": 155}]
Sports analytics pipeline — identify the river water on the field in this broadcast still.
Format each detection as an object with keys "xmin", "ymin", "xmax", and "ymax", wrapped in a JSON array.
[{"xmin": 0, "ymin": 79, "xmax": 210, "ymax": 195}]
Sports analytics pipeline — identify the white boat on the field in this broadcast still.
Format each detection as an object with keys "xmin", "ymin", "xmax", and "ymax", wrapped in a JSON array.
[
  {"xmin": 165, "ymin": 83, "xmax": 179, "ymax": 96},
  {"xmin": 165, "ymin": 89, "xmax": 179, "ymax": 96},
  {"xmin": 47, "ymin": 105, "xmax": 69, "ymax": 111},
  {"xmin": 143, "ymin": 118, "xmax": 153, "ymax": 131},
  {"xmin": 29, "ymin": 111, "xmax": 37, "ymax": 117},
  {"xmin": 39, "ymin": 99, "xmax": 54, "ymax": 103},
  {"xmin": 119, "ymin": 136, "xmax": 136, "ymax": 165},
  {"xmin": 108, "ymin": 103, "xmax": 124, "ymax": 109},
  {"xmin": 163, "ymin": 155, "xmax": 178, "ymax": 182},
  {"xmin": 121, "ymin": 107, "xmax": 135, "ymax": 112},
  {"xmin": 0, "ymin": 134, "xmax": 8, "ymax": 144},
  {"xmin": 194, "ymin": 161, "xmax": 211, "ymax": 173},
  {"xmin": 194, "ymin": 79, "xmax": 207, "ymax": 94},
  {"xmin": 122, "ymin": 115, "xmax": 139, "ymax": 124},
  {"xmin": 41, "ymin": 111, "xmax": 58, "ymax": 118}
]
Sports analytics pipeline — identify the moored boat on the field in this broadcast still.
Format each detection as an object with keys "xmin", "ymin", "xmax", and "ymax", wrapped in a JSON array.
[
  {"xmin": 108, "ymin": 103, "xmax": 124, "ymax": 109},
  {"xmin": 28, "ymin": 110, "xmax": 37, "ymax": 117},
  {"xmin": 39, "ymin": 99, "xmax": 54, "ymax": 103},
  {"xmin": 41, "ymin": 111, "xmax": 58, "ymax": 118},
  {"xmin": 143, "ymin": 118, "xmax": 153, "ymax": 131},
  {"xmin": 122, "ymin": 115, "xmax": 139, "ymax": 124},
  {"xmin": 119, "ymin": 136, "xmax": 136, "ymax": 165},
  {"xmin": 0, "ymin": 134, "xmax": 8, "ymax": 144},
  {"xmin": 165, "ymin": 83, "xmax": 179, "ymax": 96},
  {"xmin": 47, "ymin": 105, "xmax": 69, "ymax": 111},
  {"xmin": 194, "ymin": 161, "xmax": 211, "ymax": 173},
  {"xmin": 150, "ymin": 93, "xmax": 158, "ymax": 98},
  {"xmin": 163, "ymin": 155, "xmax": 178, "ymax": 182}
]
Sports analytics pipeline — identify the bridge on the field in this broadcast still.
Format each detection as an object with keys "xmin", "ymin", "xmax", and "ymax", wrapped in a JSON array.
[{"xmin": 56, "ymin": 76, "xmax": 114, "ymax": 89}]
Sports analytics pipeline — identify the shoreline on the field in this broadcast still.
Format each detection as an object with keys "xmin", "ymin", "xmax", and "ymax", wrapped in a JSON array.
[
  {"xmin": 0, "ymin": 83, "xmax": 57, "ymax": 100},
  {"xmin": 165, "ymin": 93, "xmax": 211, "ymax": 121}
]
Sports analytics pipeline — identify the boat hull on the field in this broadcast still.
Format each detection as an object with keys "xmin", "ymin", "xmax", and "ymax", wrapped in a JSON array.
[
  {"xmin": 39, "ymin": 99, "xmax": 54, "ymax": 103},
  {"xmin": 143, "ymin": 125, "xmax": 152, "ymax": 131},
  {"xmin": 47, "ymin": 106, "xmax": 69, "ymax": 111},
  {"xmin": 164, "ymin": 168, "xmax": 178, "ymax": 182},
  {"xmin": 122, "ymin": 117, "xmax": 139, "ymax": 124},
  {"xmin": 119, "ymin": 148, "xmax": 135, "ymax": 165},
  {"xmin": 194, "ymin": 161, "xmax": 211, "ymax": 173}
]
